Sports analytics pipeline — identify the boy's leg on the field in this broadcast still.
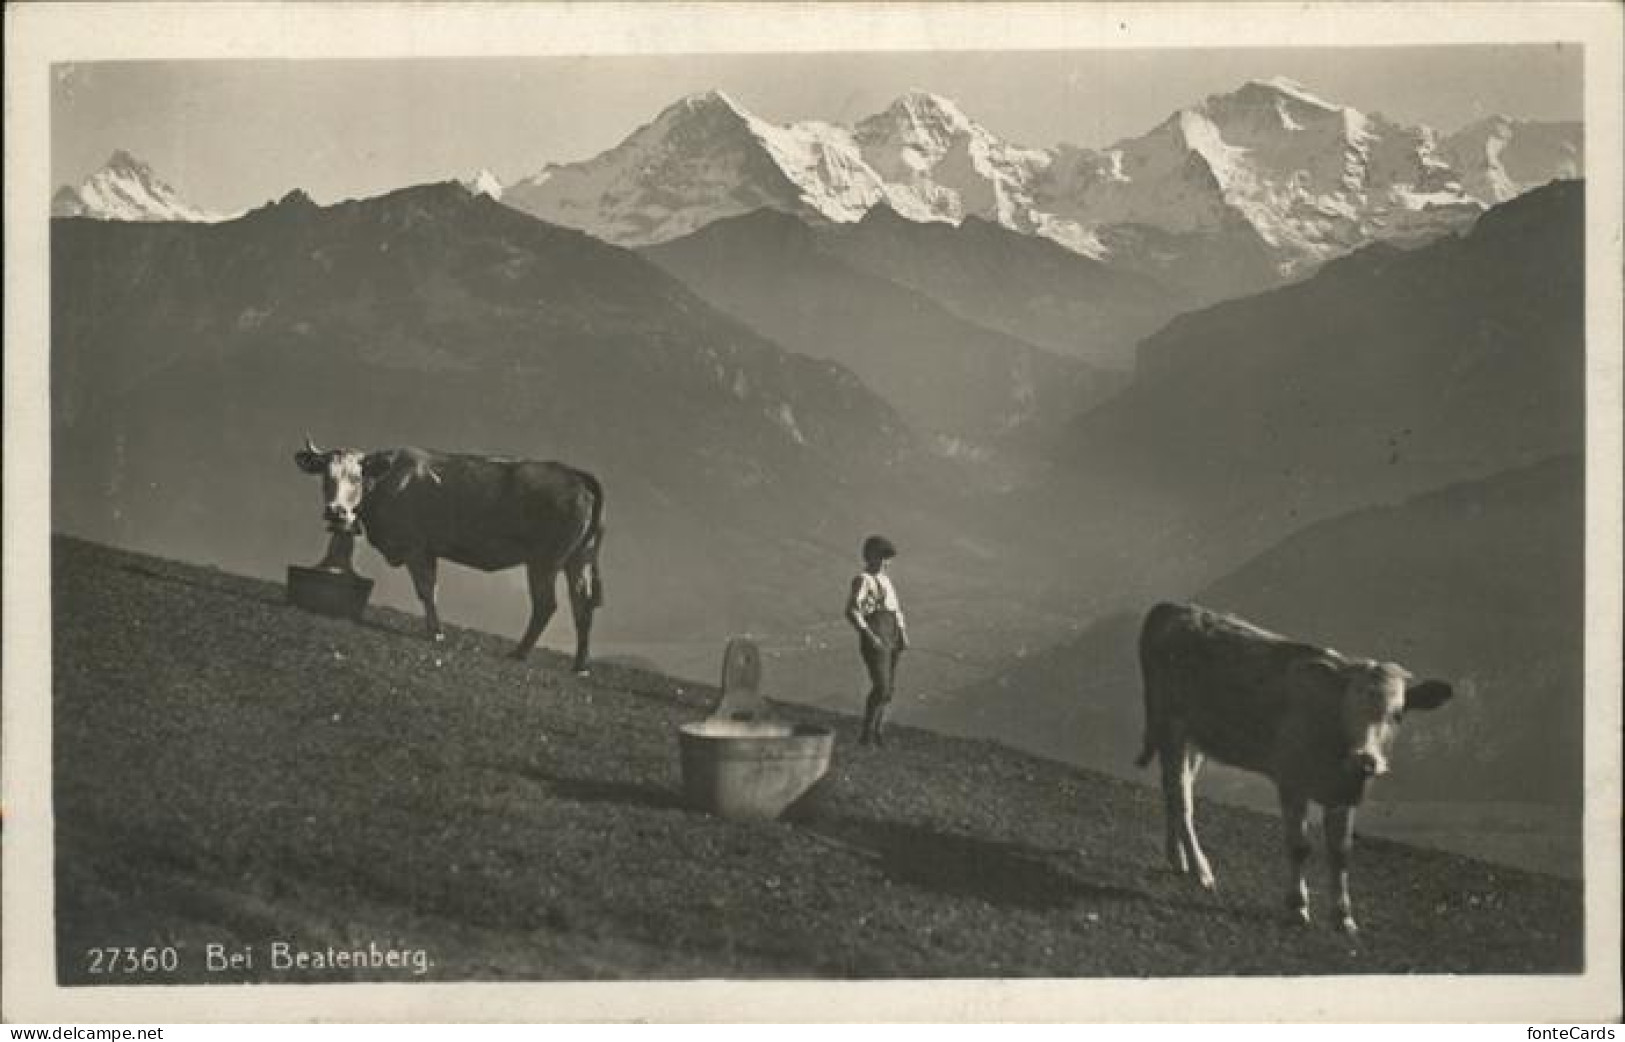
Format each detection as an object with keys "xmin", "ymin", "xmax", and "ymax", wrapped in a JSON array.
[
  {"xmin": 872, "ymin": 644, "xmax": 902, "ymax": 745},
  {"xmin": 866, "ymin": 615, "xmax": 899, "ymax": 746},
  {"xmin": 860, "ymin": 639, "xmax": 887, "ymax": 744},
  {"xmin": 858, "ymin": 612, "xmax": 897, "ymax": 745}
]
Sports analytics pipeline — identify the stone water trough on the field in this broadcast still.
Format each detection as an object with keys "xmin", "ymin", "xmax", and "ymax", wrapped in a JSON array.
[{"xmin": 678, "ymin": 638, "xmax": 835, "ymax": 821}]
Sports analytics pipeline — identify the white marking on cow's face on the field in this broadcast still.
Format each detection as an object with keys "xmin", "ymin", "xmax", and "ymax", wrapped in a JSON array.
[
  {"xmin": 315, "ymin": 450, "xmax": 368, "ymax": 533},
  {"xmin": 1338, "ymin": 662, "xmax": 1410, "ymax": 778}
]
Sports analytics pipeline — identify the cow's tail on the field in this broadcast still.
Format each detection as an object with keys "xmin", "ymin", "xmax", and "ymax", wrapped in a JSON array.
[{"xmin": 575, "ymin": 470, "xmax": 606, "ymax": 609}]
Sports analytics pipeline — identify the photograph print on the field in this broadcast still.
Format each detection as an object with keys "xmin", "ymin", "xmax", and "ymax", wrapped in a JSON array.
[{"xmin": 8, "ymin": 0, "xmax": 1622, "ymax": 1023}]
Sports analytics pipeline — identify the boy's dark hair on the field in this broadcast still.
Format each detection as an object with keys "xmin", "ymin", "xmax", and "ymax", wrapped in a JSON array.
[{"xmin": 862, "ymin": 535, "xmax": 898, "ymax": 560}]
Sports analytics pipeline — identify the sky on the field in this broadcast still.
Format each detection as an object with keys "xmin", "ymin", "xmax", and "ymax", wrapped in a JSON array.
[{"xmin": 52, "ymin": 45, "xmax": 1584, "ymax": 214}]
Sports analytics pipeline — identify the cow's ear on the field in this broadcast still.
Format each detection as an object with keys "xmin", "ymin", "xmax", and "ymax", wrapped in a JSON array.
[
  {"xmin": 294, "ymin": 449, "xmax": 327, "ymax": 474},
  {"xmin": 1404, "ymin": 680, "xmax": 1454, "ymax": 712}
]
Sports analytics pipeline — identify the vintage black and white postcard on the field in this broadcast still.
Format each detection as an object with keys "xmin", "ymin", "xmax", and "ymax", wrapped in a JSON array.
[{"xmin": 4, "ymin": 0, "xmax": 1621, "ymax": 1024}]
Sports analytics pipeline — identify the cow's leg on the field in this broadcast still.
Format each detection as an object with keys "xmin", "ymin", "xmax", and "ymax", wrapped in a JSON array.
[
  {"xmin": 404, "ymin": 553, "xmax": 444, "ymax": 642},
  {"xmin": 1179, "ymin": 748, "xmax": 1216, "ymax": 890},
  {"xmin": 1157, "ymin": 745, "xmax": 1190, "ymax": 876},
  {"xmin": 1279, "ymin": 788, "xmax": 1313, "ymax": 925},
  {"xmin": 564, "ymin": 557, "xmax": 595, "ymax": 677},
  {"xmin": 1163, "ymin": 740, "xmax": 1215, "ymax": 889},
  {"xmin": 1325, "ymin": 804, "xmax": 1359, "ymax": 933},
  {"xmin": 512, "ymin": 558, "xmax": 561, "ymax": 660}
]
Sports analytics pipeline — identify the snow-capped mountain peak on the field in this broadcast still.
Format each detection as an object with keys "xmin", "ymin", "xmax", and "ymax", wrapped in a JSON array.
[
  {"xmin": 854, "ymin": 89, "xmax": 991, "ymax": 165},
  {"xmin": 461, "ymin": 168, "xmax": 504, "ymax": 199},
  {"xmin": 105, "ymin": 149, "xmax": 152, "ymax": 174},
  {"xmin": 1195, "ymin": 78, "xmax": 1348, "ymax": 143},
  {"xmin": 500, "ymin": 80, "xmax": 1581, "ymax": 302},
  {"xmin": 866, "ymin": 89, "xmax": 976, "ymax": 139},
  {"xmin": 1233, "ymin": 76, "xmax": 1339, "ymax": 112},
  {"xmin": 502, "ymin": 87, "xmax": 885, "ymax": 244},
  {"xmin": 850, "ymin": 90, "xmax": 1047, "ymax": 229},
  {"xmin": 53, "ymin": 150, "xmax": 217, "ymax": 223},
  {"xmin": 640, "ymin": 89, "xmax": 761, "ymax": 143},
  {"xmin": 1441, "ymin": 115, "xmax": 1582, "ymax": 203},
  {"xmin": 673, "ymin": 88, "xmax": 748, "ymax": 116}
]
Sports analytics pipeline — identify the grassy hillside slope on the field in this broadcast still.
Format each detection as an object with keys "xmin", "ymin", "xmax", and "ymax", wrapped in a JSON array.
[{"xmin": 52, "ymin": 538, "xmax": 1581, "ymax": 982}]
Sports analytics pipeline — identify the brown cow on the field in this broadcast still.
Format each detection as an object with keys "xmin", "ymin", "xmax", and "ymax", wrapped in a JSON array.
[
  {"xmin": 1135, "ymin": 602, "xmax": 1452, "ymax": 932},
  {"xmin": 295, "ymin": 439, "xmax": 605, "ymax": 673}
]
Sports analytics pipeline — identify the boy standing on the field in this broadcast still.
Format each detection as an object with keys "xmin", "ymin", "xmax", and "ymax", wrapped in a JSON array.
[{"xmin": 846, "ymin": 535, "xmax": 910, "ymax": 747}]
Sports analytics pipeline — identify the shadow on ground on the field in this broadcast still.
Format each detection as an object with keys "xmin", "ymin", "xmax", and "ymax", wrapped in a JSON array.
[{"xmin": 516, "ymin": 767, "xmax": 689, "ymax": 813}]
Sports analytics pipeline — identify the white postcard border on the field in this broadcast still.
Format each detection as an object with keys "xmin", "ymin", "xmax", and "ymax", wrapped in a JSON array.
[{"xmin": 5, "ymin": 1, "xmax": 1621, "ymax": 1024}]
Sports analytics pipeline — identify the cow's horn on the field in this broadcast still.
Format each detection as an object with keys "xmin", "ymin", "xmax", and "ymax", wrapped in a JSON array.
[{"xmin": 303, "ymin": 434, "xmax": 322, "ymax": 456}]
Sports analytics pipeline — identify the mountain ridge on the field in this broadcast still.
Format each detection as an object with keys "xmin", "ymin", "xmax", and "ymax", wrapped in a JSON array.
[
  {"xmin": 643, "ymin": 206, "xmax": 1124, "ymax": 444},
  {"xmin": 1062, "ymin": 178, "xmax": 1584, "ymax": 558},
  {"xmin": 814, "ymin": 203, "xmax": 1184, "ymax": 367}
]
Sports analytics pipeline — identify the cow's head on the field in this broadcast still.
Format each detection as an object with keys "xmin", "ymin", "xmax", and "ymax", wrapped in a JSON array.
[
  {"xmin": 1304, "ymin": 658, "xmax": 1454, "ymax": 779},
  {"xmin": 294, "ymin": 437, "xmax": 385, "ymax": 534}
]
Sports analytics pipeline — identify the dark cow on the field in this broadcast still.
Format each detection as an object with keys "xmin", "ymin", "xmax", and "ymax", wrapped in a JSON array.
[
  {"xmin": 294, "ymin": 439, "xmax": 605, "ymax": 674},
  {"xmin": 1135, "ymin": 602, "xmax": 1452, "ymax": 932}
]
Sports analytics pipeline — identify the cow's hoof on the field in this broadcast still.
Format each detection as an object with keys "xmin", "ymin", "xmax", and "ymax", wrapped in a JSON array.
[
  {"xmin": 1197, "ymin": 874, "xmax": 1217, "ymax": 893},
  {"xmin": 429, "ymin": 631, "xmax": 446, "ymax": 643},
  {"xmin": 508, "ymin": 648, "xmax": 529, "ymax": 661},
  {"xmin": 1288, "ymin": 906, "xmax": 1312, "ymax": 927},
  {"xmin": 573, "ymin": 668, "xmax": 591, "ymax": 678},
  {"xmin": 1336, "ymin": 916, "xmax": 1359, "ymax": 935}
]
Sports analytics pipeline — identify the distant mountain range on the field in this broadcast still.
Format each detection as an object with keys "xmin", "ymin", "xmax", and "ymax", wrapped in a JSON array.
[
  {"xmin": 59, "ymin": 79, "xmax": 1581, "ymax": 311},
  {"xmin": 504, "ymin": 81, "xmax": 1581, "ymax": 303}
]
